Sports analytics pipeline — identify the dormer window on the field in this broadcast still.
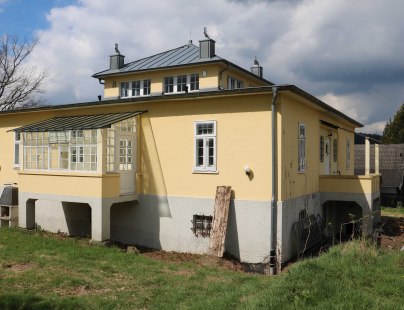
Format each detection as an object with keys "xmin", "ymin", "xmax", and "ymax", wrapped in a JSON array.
[
  {"xmin": 190, "ymin": 74, "xmax": 199, "ymax": 91},
  {"xmin": 164, "ymin": 74, "xmax": 199, "ymax": 94},
  {"xmin": 228, "ymin": 77, "xmax": 243, "ymax": 90},
  {"xmin": 177, "ymin": 75, "xmax": 187, "ymax": 92},
  {"xmin": 120, "ymin": 80, "xmax": 151, "ymax": 98},
  {"xmin": 164, "ymin": 77, "xmax": 175, "ymax": 93},
  {"xmin": 120, "ymin": 82, "xmax": 129, "ymax": 97},
  {"xmin": 132, "ymin": 81, "xmax": 141, "ymax": 96}
]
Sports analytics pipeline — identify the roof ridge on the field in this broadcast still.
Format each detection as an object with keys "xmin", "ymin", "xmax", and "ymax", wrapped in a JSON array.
[{"xmin": 123, "ymin": 44, "xmax": 197, "ymax": 68}]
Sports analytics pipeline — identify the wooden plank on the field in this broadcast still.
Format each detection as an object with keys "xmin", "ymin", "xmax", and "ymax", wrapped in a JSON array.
[{"xmin": 209, "ymin": 186, "xmax": 232, "ymax": 257}]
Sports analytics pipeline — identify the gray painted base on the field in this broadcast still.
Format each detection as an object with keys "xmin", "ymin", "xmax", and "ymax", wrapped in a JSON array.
[{"xmin": 14, "ymin": 189, "xmax": 380, "ymax": 267}]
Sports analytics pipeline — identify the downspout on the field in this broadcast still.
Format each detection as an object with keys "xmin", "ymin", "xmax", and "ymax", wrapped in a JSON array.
[{"xmin": 270, "ymin": 86, "xmax": 278, "ymax": 275}]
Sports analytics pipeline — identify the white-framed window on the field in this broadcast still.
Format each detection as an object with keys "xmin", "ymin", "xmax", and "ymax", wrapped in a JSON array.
[
  {"xmin": 164, "ymin": 74, "xmax": 200, "ymax": 94},
  {"xmin": 119, "ymin": 138, "xmax": 133, "ymax": 171},
  {"xmin": 228, "ymin": 77, "xmax": 244, "ymax": 90},
  {"xmin": 120, "ymin": 82, "xmax": 129, "ymax": 97},
  {"xmin": 23, "ymin": 129, "xmax": 97, "ymax": 172},
  {"xmin": 14, "ymin": 132, "xmax": 21, "ymax": 167},
  {"xmin": 298, "ymin": 123, "xmax": 306, "ymax": 172},
  {"xmin": 190, "ymin": 74, "xmax": 199, "ymax": 91},
  {"xmin": 120, "ymin": 80, "xmax": 151, "ymax": 98},
  {"xmin": 132, "ymin": 80, "xmax": 141, "ymax": 96},
  {"xmin": 346, "ymin": 138, "xmax": 350, "ymax": 169},
  {"xmin": 177, "ymin": 75, "xmax": 187, "ymax": 92},
  {"xmin": 194, "ymin": 121, "xmax": 217, "ymax": 172},
  {"xmin": 333, "ymin": 138, "xmax": 338, "ymax": 162},
  {"xmin": 143, "ymin": 79, "xmax": 151, "ymax": 95},
  {"xmin": 164, "ymin": 76, "xmax": 174, "ymax": 93}
]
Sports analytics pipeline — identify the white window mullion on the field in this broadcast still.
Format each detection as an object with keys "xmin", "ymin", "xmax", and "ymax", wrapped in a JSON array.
[{"xmin": 193, "ymin": 121, "xmax": 217, "ymax": 173}]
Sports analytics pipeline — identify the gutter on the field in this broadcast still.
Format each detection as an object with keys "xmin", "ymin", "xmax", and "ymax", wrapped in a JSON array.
[{"xmin": 270, "ymin": 86, "xmax": 278, "ymax": 275}]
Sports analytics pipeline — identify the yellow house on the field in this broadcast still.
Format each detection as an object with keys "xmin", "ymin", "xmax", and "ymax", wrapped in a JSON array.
[{"xmin": 0, "ymin": 35, "xmax": 380, "ymax": 273}]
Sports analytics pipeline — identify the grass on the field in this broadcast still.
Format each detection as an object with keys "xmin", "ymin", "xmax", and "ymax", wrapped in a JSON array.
[
  {"xmin": 381, "ymin": 206, "xmax": 404, "ymax": 217},
  {"xmin": 0, "ymin": 228, "xmax": 403, "ymax": 309}
]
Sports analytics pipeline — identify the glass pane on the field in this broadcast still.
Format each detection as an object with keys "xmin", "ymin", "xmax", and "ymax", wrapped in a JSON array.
[
  {"xmin": 196, "ymin": 139, "xmax": 204, "ymax": 166},
  {"xmin": 208, "ymin": 139, "xmax": 214, "ymax": 166},
  {"xmin": 14, "ymin": 144, "xmax": 19, "ymax": 164}
]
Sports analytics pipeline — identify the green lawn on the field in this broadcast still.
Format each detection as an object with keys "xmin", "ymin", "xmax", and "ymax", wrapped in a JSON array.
[{"xmin": 0, "ymin": 228, "xmax": 403, "ymax": 309}]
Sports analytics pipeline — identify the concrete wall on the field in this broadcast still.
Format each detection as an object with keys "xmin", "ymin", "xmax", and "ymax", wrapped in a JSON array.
[
  {"xmin": 276, "ymin": 192, "xmax": 322, "ymax": 264},
  {"xmin": 111, "ymin": 194, "xmax": 272, "ymax": 264}
]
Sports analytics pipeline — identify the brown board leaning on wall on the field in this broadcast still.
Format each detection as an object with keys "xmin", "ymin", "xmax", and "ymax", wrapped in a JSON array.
[{"xmin": 208, "ymin": 186, "xmax": 232, "ymax": 257}]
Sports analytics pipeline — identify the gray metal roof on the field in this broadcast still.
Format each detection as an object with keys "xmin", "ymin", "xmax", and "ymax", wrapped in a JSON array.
[
  {"xmin": 93, "ymin": 43, "xmax": 223, "ymax": 78},
  {"xmin": 13, "ymin": 111, "xmax": 145, "ymax": 132}
]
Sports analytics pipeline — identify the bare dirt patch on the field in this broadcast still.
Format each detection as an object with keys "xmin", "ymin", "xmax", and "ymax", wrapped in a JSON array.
[
  {"xmin": 379, "ymin": 216, "xmax": 404, "ymax": 250},
  {"xmin": 141, "ymin": 249, "xmax": 244, "ymax": 272},
  {"xmin": 3, "ymin": 262, "xmax": 36, "ymax": 273}
]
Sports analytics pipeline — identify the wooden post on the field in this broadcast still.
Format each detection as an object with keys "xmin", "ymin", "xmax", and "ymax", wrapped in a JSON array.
[{"xmin": 208, "ymin": 186, "xmax": 232, "ymax": 257}]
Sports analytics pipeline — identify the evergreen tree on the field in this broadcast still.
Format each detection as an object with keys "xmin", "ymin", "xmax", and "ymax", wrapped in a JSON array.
[{"xmin": 382, "ymin": 103, "xmax": 404, "ymax": 143}]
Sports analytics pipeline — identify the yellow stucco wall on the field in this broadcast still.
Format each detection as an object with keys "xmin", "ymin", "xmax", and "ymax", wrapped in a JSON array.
[
  {"xmin": 0, "ymin": 89, "xmax": 360, "ymax": 202},
  {"xmin": 278, "ymin": 92, "xmax": 357, "ymax": 201},
  {"xmin": 18, "ymin": 171, "xmax": 120, "ymax": 198},
  {"xmin": 103, "ymin": 63, "xmax": 267, "ymax": 98},
  {"xmin": 319, "ymin": 174, "xmax": 379, "ymax": 194},
  {"xmin": 103, "ymin": 64, "xmax": 221, "ymax": 98},
  {"xmin": 137, "ymin": 94, "xmax": 273, "ymax": 200},
  {"xmin": 0, "ymin": 111, "xmax": 54, "ymax": 185}
]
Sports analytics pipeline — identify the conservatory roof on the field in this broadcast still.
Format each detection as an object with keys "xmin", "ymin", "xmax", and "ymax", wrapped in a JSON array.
[{"xmin": 12, "ymin": 111, "xmax": 145, "ymax": 132}]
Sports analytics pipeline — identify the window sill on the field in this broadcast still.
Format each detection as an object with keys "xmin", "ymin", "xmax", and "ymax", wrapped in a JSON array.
[
  {"xmin": 120, "ymin": 94, "xmax": 151, "ymax": 99},
  {"xmin": 17, "ymin": 170, "xmax": 113, "ymax": 178},
  {"xmin": 192, "ymin": 169, "xmax": 219, "ymax": 174},
  {"xmin": 164, "ymin": 90, "xmax": 200, "ymax": 95},
  {"xmin": 13, "ymin": 166, "xmax": 20, "ymax": 170}
]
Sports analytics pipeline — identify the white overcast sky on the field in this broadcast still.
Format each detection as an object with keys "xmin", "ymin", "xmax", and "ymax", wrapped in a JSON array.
[{"xmin": 2, "ymin": 0, "xmax": 404, "ymax": 134}]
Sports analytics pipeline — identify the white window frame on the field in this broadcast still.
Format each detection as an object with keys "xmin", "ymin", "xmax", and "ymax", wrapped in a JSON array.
[
  {"xmin": 228, "ymin": 76, "xmax": 244, "ymax": 90},
  {"xmin": 193, "ymin": 120, "xmax": 217, "ymax": 173},
  {"xmin": 120, "ymin": 80, "xmax": 151, "ymax": 98},
  {"xmin": 177, "ymin": 75, "xmax": 187, "ymax": 92},
  {"xmin": 190, "ymin": 74, "xmax": 199, "ymax": 91},
  {"xmin": 298, "ymin": 123, "xmax": 306, "ymax": 172},
  {"xmin": 13, "ymin": 132, "xmax": 21, "ymax": 168},
  {"xmin": 164, "ymin": 74, "xmax": 200, "ymax": 94},
  {"xmin": 120, "ymin": 82, "xmax": 129, "ymax": 97},
  {"xmin": 23, "ymin": 129, "xmax": 97, "ymax": 172}
]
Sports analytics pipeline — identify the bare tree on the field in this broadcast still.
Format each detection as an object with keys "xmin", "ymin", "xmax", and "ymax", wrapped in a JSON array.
[{"xmin": 0, "ymin": 35, "xmax": 47, "ymax": 111}]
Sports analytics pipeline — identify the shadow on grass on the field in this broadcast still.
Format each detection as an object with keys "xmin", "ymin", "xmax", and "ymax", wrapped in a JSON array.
[{"xmin": 0, "ymin": 293, "xmax": 83, "ymax": 310}]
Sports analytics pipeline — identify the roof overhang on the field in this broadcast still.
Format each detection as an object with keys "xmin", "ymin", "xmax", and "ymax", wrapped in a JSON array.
[
  {"xmin": 1, "ymin": 85, "xmax": 362, "ymax": 129},
  {"xmin": 11, "ymin": 111, "xmax": 146, "ymax": 132}
]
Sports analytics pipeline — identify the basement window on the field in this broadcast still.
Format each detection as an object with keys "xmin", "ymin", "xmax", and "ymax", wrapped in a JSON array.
[
  {"xmin": 299, "ymin": 209, "xmax": 308, "ymax": 220},
  {"xmin": 191, "ymin": 214, "xmax": 213, "ymax": 237}
]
